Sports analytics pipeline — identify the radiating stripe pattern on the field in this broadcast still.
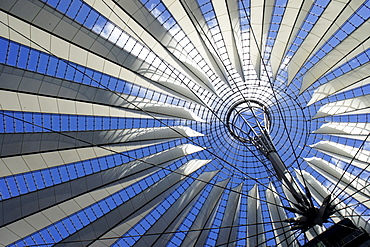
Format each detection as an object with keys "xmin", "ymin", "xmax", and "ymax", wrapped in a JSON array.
[{"xmin": 0, "ymin": 0, "xmax": 369, "ymax": 246}]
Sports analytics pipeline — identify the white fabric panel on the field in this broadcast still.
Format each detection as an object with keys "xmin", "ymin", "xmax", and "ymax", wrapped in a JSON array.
[
  {"xmin": 331, "ymin": 76, "xmax": 370, "ymax": 98},
  {"xmin": 0, "ymin": 154, "xmax": 209, "ymax": 247},
  {"xmin": 288, "ymin": 0, "xmax": 365, "ymax": 84},
  {"xmin": 305, "ymin": 157, "xmax": 370, "ymax": 208},
  {"xmin": 0, "ymin": 143, "xmax": 154, "ymax": 177},
  {"xmin": 0, "ymin": 143, "xmax": 203, "ymax": 177},
  {"xmin": 0, "ymin": 127, "xmax": 203, "ymax": 157},
  {"xmin": 311, "ymin": 141, "xmax": 370, "ymax": 171},
  {"xmin": 247, "ymin": 184, "xmax": 266, "ymax": 247},
  {"xmin": 128, "ymin": 170, "xmax": 217, "ymax": 247},
  {"xmin": 281, "ymin": 173, "xmax": 302, "ymax": 205},
  {"xmin": 162, "ymin": 0, "xmax": 229, "ymax": 85},
  {"xmin": 0, "ymin": 10, "xmax": 203, "ymax": 104},
  {"xmin": 55, "ymin": 158, "xmax": 208, "ymax": 246},
  {"xmin": 212, "ymin": 0, "xmax": 244, "ymax": 80},
  {"xmin": 266, "ymin": 183, "xmax": 295, "ymax": 247},
  {"xmin": 313, "ymin": 122, "xmax": 370, "ymax": 141},
  {"xmin": 0, "ymin": 146, "xmax": 206, "ymax": 227},
  {"xmin": 0, "ymin": 89, "xmax": 204, "ymax": 122},
  {"xmin": 250, "ymin": 0, "xmax": 274, "ymax": 79},
  {"xmin": 216, "ymin": 183, "xmax": 242, "ymax": 247},
  {"xmin": 181, "ymin": 179, "xmax": 229, "ymax": 247},
  {"xmin": 308, "ymin": 62, "xmax": 370, "ymax": 105},
  {"xmin": 295, "ymin": 169, "xmax": 338, "ymax": 224},
  {"xmin": 132, "ymin": 102, "xmax": 205, "ymax": 122},
  {"xmin": 0, "ymin": 173, "xmax": 152, "ymax": 246},
  {"xmin": 107, "ymin": 0, "xmax": 217, "ymax": 95},
  {"xmin": 0, "ymin": 126, "xmax": 203, "ymax": 159},
  {"xmin": 295, "ymin": 169, "xmax": 370, "ymax": 232},
  {"xmin": 300, "ymin": 21, "xmax": 370, "ymax": 93},
  {"xmin": 313, "ymin": 94, "xmax": 370, "ymax": 119},
  {"xmin": 0, "ymin": 64, "xmax": 205, "ymax": 120},
  {"xmin": 270, "ymin": 0, "xmax": 313, "ymax": 78}
]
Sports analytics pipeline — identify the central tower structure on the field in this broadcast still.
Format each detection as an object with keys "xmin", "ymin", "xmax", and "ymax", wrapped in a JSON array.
[
  {"xmin": 227, "ymin": 100, "xmax": 337, "ymax": 233},
  {"xmin": 226, "ymin": 100, "xmax": 286, "ymax": 181}
]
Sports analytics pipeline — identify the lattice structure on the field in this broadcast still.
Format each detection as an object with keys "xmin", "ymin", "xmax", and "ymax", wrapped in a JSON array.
[{"xmin": 0, "ymin": 0, "xmax": 370, "ymax": 246}]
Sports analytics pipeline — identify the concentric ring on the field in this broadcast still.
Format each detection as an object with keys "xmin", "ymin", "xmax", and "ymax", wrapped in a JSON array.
[{"xmin": 1, "ymin": 0, "xmax": 370, "ymax": 246}]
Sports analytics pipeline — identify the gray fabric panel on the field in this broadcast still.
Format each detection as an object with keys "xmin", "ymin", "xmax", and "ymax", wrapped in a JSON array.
[
  {"xmin": 216, "ymin": 183, "xmax": 242, "ymax": 247},
  {"xmin": 181, "ymin": 179, "xmax": 229, "ymax": 247},
  {"xmin": 0, "ymin": 146, "xmax": 186, "ymax": 226},
  {"xmin": 1, "ymin": 131, "xmax": 103, "ymax": 157},
  {"xmin": 0, "ymin": 65, "xmax": 201, "ymax": 121},
  {"xmin": 0, "ymin": 126, "xmax": 185, "ymax": 157},
  {"xmin": 0, "ymin": 2, "xmax": 205, "ymax": 104},
  {"xmin": 133, "ymin": 171, "xmax": 218, "ymax": 247},
  {"xmin": 247, "ymin": 185, "xmax": 266, "ymax": 247},
  {"xmin": 0, "ymin": 0, "xmax": 169, "ymax": 85},
  {"xmin": 115, "ymin": 0, "xmax": 212, "ymax": 88},
  {"xmin": 54, "ymin": 162, "xmax": 194, "ymax": 246},
  {"xmin": 0, "ymin": 64, "xmax": 128, "ymax": 107}
]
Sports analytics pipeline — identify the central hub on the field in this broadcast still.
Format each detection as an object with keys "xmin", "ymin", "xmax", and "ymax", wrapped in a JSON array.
[{"xmin": 226, "ymin": 100, "xmax": 271, "ymax": 143}]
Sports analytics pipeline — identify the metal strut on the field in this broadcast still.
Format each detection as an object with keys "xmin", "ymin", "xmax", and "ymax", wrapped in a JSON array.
[{"xmin": 227, "ymin": 100, "xmax": 336, "ymax": 232}]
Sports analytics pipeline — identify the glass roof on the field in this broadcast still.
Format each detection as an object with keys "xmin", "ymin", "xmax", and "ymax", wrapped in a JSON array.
[{"xmin": 0, "ymin": 0, "xmax": 370, "ymax": 246}]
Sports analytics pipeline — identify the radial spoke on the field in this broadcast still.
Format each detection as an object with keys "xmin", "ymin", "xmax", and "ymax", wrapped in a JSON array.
[{"xmin": 1, "ymin": 0, "xmax": 370, "ymax": 246}]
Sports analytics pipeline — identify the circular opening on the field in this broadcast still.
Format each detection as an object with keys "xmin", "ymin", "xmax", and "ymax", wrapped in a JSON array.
[{"xmin": 226, "ymin": 100, "xmax": 271, "ymax": 143}]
